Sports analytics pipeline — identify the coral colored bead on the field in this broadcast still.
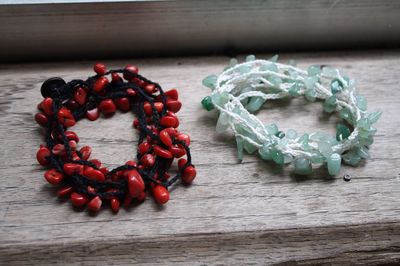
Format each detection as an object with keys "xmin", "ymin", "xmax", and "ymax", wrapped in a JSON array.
[
  {"xmin": 152, "ymin": 185, "xmax": 169, "ymax": 204},
  {"xmin": 182, "ymin": 166, "xmax": 196, "ymax": 184},
  {"xmin": 140, "ymin": 154, "xmax": 155, "ymax": 167},
  {"xmin": 126, "ymin": 88, "xmax": 137, "ymax": 96},
  {"xmin": 125, "ymin": 160, "xmax": 137, "ymax": 167},
  {"xmin": 178, "ymin": 158, "xmax": 187, "ymax": 170},
  {"xmin": 84, "ymin": 167, "xmax": 105, "ymax": 182},
  {"xmin": 123, "ymin": 65, "xmax": 139, "ymax": 80},
  {"xmin": 164, "ymin": 89, "xmax": 179, "ymax": 100},
  {"xmin": 176, "ymin": 133, "xmax": 190, "ymax": 146},
  {"xmin": 79, "ymin": 146, "xmax": 92, "ymax": 160},
  {"xmin": 160, "ymin": 116, "xmax": 178, "ymax": 128},
  {"xmin": 37, "ymin": 146, "xmax": 51, "ymax": 165},
  {"xmin": 94, "ymin": 63, "xmax": 107, "ymax": 75},
  {"xmin": 63, "ymin": 163, "xmax": 84, "ymax": 176},
  {"xmin": 114, "ymin": 97, "xmax": 130, "ymax": 112},
  {"xmin": 71, "ymin": 192, "xmax": 88, "ymax": 207},
  {"xmin": 58, "ymin": 107, "xmax": 76, "ymax": 128},
  {"xmin": 35, "ymin": 113, "xmax": 48, "ymax": 126},
  {"xmin": 68, "ymin": 140, "xmax": 77, "ymax": 151},
  {"xmin": 111, "ymin": 198, "xmax": 120, "ymax": 213},
  {"xmin": 99, "ymin": 99, "xmax": 117, "ymax": 115},
  {"xmin": 111, "ymin": 73, "xmax": 122, "ymax": 83},
  {"xmin": 74, "ymin": 87, "xmax": 87, "ymax": 105},
  {"xmin": 137, "ymin": 191, "xmax": 147, "ymax": 201},
  {"xmin": 100, "ymin": 167, "xmax": 109, "ymax": 175},
  {"xmin": 164, "ymin": 127, "xmax": 178, "ymax": 137},
  {"xmin": 89, "ymin": 159, "xmax": 102, "ymax": 168},
  {"xmin": 127, "ymin": 170, "xmax": 145, "ymax": 197},
  {"xmin": 41, "ymin": 97, "xmax": 54, "ymax": 116},
  {"xmin": 52, "ymin": 144, "xmax": 65, "ymax": 155},
  {"xmin": 93, "ymin": 76, "xmax": 109, "ymax": 92},
  {"xmin": 132, "ymin": 119, "xmax": 139, "ymax": 128},
  {"xmin": 63, "ymin": 131, "xmax": 79, "ymax": 143},
  {"xmin": 170, "ymin": 146, "xmax": 186, "ymax": 158},
  {"xmin": 87, "ymin": 186, "xmax": 96, "ymax": 194},
  {"xmin": 154, "ymin": 145, "xmax": 173, "ymax": 159},
  {"xmin": 44, "ymin": 169, "xmax": 64, "ymax": 185},
  {"xmin": 86, "ymin": 108, "xmax": 100, "ymax": 121},
  {"xmin": 57, "ymin": 186, "xmax": 73, "ymax": 197},
  {"xmin": 166, "ymin": 99, "xmax": 182, "ymax": 113},
  {"xmin": 160, "ymin": 129, "xmax": 173, "ymax": 147},
  {"xmin": 144, "ymin": 84, "xmax": 157, "ymax": 94},
  {"xmin": 143, "ymin": 102, "xmax": 163, "ymax": 115},
  {"xmin": 138, "ymin": 141, "xmax": 150, "ymax": 154},
  {"xmin": 88, "ymin": 196, "xmax": 102, "ymax": 212}
]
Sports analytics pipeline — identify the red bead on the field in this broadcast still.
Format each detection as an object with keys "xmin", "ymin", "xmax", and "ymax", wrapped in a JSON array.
[
  {"xmin": 138, "ymin": 141, "xmax": 150, "ymax": 154},
  {"xmin": 144, "ymin": 84, "xmax": 157, "ymax": 94},
  {"xmin": 140, "ymin": 154, "xmax": 155, "ymax": 167},
  {"xmin": 143, "ymin": 102, "xmax": 163, "ymax": 116},
  {"xmin": 114, "ymin": 97, "xmax": 130, "ymax": 112},
  {"xmin": 57, "ymin": 107, "xmax": 76, "ymax": 127},
  {"xmin": 164, "ymin": 127, "xmax": 178, "ymax": 137},
  {"xmin": 94, "ymin": 63, "xmax": 107, "ymax": 75},
  {"xmin": 166, "ymin": 99, "xmax": 182, "ymax": 113},
  {"xmin": 99, "ymin": 99, "xmax": 117, "ymax": 115},
  {"xmin": 86, "ymin": 108, "xmax": 100, "ymax": 121},
  {"xmin": 132, "ymin": 119, "xmax": 139, "ymax": 128},
  {"xmin": 52, "ymin": 144, "xmax": 65, "ymax": 155},
  {"xmin": 44, "ymin": 169, "xmax": 64, "ymax": 185},
  {"xmin": 63, "ymin": 163, "xmax": 84, "ymax": 176},
  {"xmin": 127, "ymin": 170, "xmax": 145, "ymax": 198},
  {"xmin": 63, "ymin": 131, "xmax": 79, "ymax": 143},
  {"xmin": 123, "ymin": 64, "xmax": 139, "ymax": 80},
  {"xmin": 88, "ymin": 196, "xmax": 102, "ymax": 212},
  {"xmin": 87, "ymin": 186, "xmax": 96, "ymax": 194},
  {"xmin": 84, "ymin": 167, "xmax": 105, "ymax": 182},
  {"xmin": 100, "ymin": 167, "xmax": 109, "ymax": 175},
  {"xmin": 93, "ymin": 76, "xmax": 109, "ymax": 92},
  {"xmin": 152, "ymin": 185, "xmax": 169, "ymax": 204},
  {"xmin": 37, "ymin": 146, "xmax": 51, "ymax": 165},
  {"xmin": 126, "ymin": 88, "xmax": 137, "ymax": 96},
  {"xmin": 89, "ymin": 159, "xmax": 102, "ymax": 168},
  {"xmin": 137, "ymin": 191, "xmax": 147, "ymax": 201},
  {"xmin": 57, "ymin": 186, "xmax": 73, "ymax": 197},
  {"xmin": 41, "ymin": 97, "xmax": 54, "ymax": 116},
  {"xmin": 160, "ymin": 116, "xmax": 178, "ymax": 128},
  {"xmin": 178, "ymin": 158, "xmax": 187, "ymax": 170},
  {"xmin": 125, "ymin": 160, "xmax": 137, "ymax": 167},
  {"xmin": 35, "ymin": 113, "xmax": 48, "ymax": 126},
  {"xmin": 154, "ymin": 145, "xmax": 173, "ymax": 159},
  {"xmin": 176, "ymin": 133, "xmax": 190, "ymax": 146},
  {"xmin": 159, "ymin": 129, "xmax": 173, "ymax": 147},
  {"xmin": 164, "ymin": 89, "xmax": 179, "ymax": 100},
  {"xmin": 70, "ymin": 192, "xmax": 89, "ymax": 207},
  {"xmin": 79, "ymin": 146, "xmax": 92, "ymax": 160},
  {"xmin": 74, "ymin": 87, "xmax": 87, "ymax": 105},
  {"xmin": 111, "ymin": 73, "xmax": 122, "ymax": 83},
  {"xmin": 182, "ymin": 166, "xmax": 196, "ymax": 185},
  {"xmin": 123, "ymin": 195, "xmax": 133, "ymax": 206},
  {"xmin": 170, "ymin": 146, "xmax": 186, "ymax": 158},
  {"xmin": 66, "ymin": 100, "xmax": 80, "ymax": 110},
  {"xmin": 68, "ymin": 140, "xmax": 77, "ymax": 151},
  {"xmin": 111, "ymin": 198, "xmax": 120, "ymax": 213}
]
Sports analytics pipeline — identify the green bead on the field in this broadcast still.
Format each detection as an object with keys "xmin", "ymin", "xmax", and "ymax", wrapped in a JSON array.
[
  {"xmin": 288, "ymin": 59, "xmax": 296, "ymax": 66},
  {"xmin": 271, "ymin": 149, "xmax": 284, "ymax": 165},
  {"xmin": 244, "ymin": 140, "xmax": 258, "ymax": 154},
  {"xmin": 327, "ymin": 153, "xmax": 341, "ymax": 175},
  {"xmin": 294, "ymin": 157, "xmax": 312, "ymax": 175},
  {"xmin": 318, "ymin": 141, "xmax": 333, "ymax": 158},
  {"xmin": 304, "ymin": 76, "xmax": 318, "ymax": 90},
  {"xmin": 322, "ymin": 67, "xmax": 339, "ymax": 78},
  {"xmin": 367, "ymin": 111, "xmax": 382, "ymax": 124},
  {"xmin": 269, "ymin": 76, "xmax": 282, "ymax": 87},
  {"xmin": 336, "ymin": 123, "xmax": 351, "ymax": 141},
  {"xmin": 216, "ymin": 112, "xmax": 230, "ymax": 133},
  {"xmin": 357, "ymin": 118, "xmax": 371, "ymax": 130},
  {"xmin": 247, "ymin": 97, "xmax": 265, "ymax": 112},
  {"xmin": 356, "ymin": 146, "xmax": 370, "ymax": 159},
  {"xmin": 311, "ymin": 153, "xmax": 325, "ymax": 164},
  {"xmin": 268, "ymin": 54, "xmax": 279, "ymax": 62},
  {"xmin": 259, "ymin": 144, "xmax": 272, "ymax": 160},
  {"xmin": 307, "ymin": 65, "xmax": 321, "ymax": 76},
  {"xmin": 305, "ymin": 87, "xmax": 316, "ymax": 102},
  {"xmin": 211, "ymin": 92, "xmax": 229, "ymax": 107},
  {"xmin": 236, "ymin": 136, "xmax": 244, "ymax": 161},
  {"xmin": 356, "ymin": 95, "xmax": 367, "ymax": 111},
  {"xmin": 275, "ymin": 131, "xmax": 285, "ymax": 139},
  {"xmin": 230, "ymin": 58, "xmax": 238, "ymax": 67},
  {"xmin": 323, "ymin": 95, "xmax": 336, "ymax": 113},
  {"xmin": 330, "ymin": 79, "xmax": 343, "ymax": 94},
  {"xmin": 202, "ymin": 75, "xmax": 217, "ymax": 90},
  {"xmin": 265, "ymin": 123, "xmax": 278, "ymax": 135},
  {"xmin": 288, "ymin": 82, "xmax": 302, "ymax": 96},
  {"xmin": 201, "ymin": 96, "xmax": 214, "ymax": 111},
  {"xmin": 284, "ymin": 154, "xmax": 294, "ymax": 164},
  {"xmin": 238, "ymin": 65, "xmax": 251, "ymax": 74},
  {"xmin": 342, "ymin": 150, "xmax": 361, "ymax": 166},
  {"xmin": 299, "ymin": 134, "xmax": 310, "ymax": 150},
  {"xmin": 286, "ymin": 129, "xmax": 297, "ymax": 139},
  {"xmin": 339, "ymin": 108, "xmax": 354, "ymax": 124},
  {"xmin": 260, "ymin": 62, "xmax": 278, "ymax": 72},
  {"xmin": 246, "ymin": 55, "xmax": 256, "ymax": 62}
]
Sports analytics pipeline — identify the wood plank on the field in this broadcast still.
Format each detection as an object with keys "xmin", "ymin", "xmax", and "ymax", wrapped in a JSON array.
[{"xmin": 1, "ymin": 50, "xmax": 400, "ymax": 264}]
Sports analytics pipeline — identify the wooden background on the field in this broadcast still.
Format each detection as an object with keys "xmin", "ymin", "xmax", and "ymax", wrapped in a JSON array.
[{"xmin": 0, "ymin": 50, "xmax": 400, "ymax": 265}]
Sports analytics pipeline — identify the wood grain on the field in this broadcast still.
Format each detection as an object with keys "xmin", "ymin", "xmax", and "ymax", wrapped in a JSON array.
[{"xmin": 0, "ymin": 50, "xmax": 400, "ymax": 265}]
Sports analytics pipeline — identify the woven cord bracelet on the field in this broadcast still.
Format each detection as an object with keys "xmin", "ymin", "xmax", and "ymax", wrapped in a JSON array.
[
  {"xmin": 35, "ymin": 63, "xmax": 196, "ymax": 213},
  {"xmin": 201, "ymin": 55, "xmax": 381, "ymax": 176}
]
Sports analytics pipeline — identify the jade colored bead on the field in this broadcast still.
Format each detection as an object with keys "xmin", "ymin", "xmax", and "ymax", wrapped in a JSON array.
[
  {"xmin": 342, "ymin": 150, "xmax": 361, "ymax": 166},
  {"xmin": 327, "ymin": 153, "xmax": 341, "ymax": 175},
  {"xmin": 259, "ymin": 144, "xmax": 272, "ymax": 160},
  {"xmin": 244, "ymin": 140, "xmax": 258, "ymax": 154},
  {"xmin": 304, "ymin": 76, "xmax": 318, "ymax": 90},
  {"xmin": 356, "ymin": 146, "xmax": 370, "ymax": 159},
  {"xmin": 201, "ymin": 96, "xmax": 214, "ymax": 111},
  {"xmin": 286, "ymin": 129, "xmax": 297, "ymax": 139},
  {"xmin": 299, "ymin": 134, "xmax": 310, "ymax": 150},
  {"xmin": 238, "ymin": 65, "xmax": 251, "ymax": 74},
  {"xmin": 265, "ymin": 123, "xmax": 278, "ymax": 135},
  {"xmin": 336, "ymin": 123, "xmax": 351, "ymax": 141},
  {"xmin": 339, "ymin": 108, "xmax": 354, "ymax": 124},
  {"xmin": 271, "ymin": 149, "xmax": 284, "ymax": 165},
  {"xmin": 275, "ymin": 131, "xmax": 285, "ymax": 139},
  {"xmin": 307, "ymin": 65, "xmax": 321, "ymax": 76},
  {"xmin": 318, "ymin": 141, "xmax": 333, "ymax": 158},
  {"xmin": 247, "ymin": 97, "xmax": 265, "ymax": 112},
  {"xmin": 367, "ymin": 111, "xmax": 382, "ymax": 124},
  {"xmin": 311, "ymin": 153, "xmax": 325, "ymax": 164},
  {"xmin": 305, "ymin": 87, "xmax": 316, "ymax": 102},
  {"xmin": 216, "ymin": 112, "xmax": 230, "ymax": 133},
  {"xmin": 260, "ymin": 62, "xmax": 278, "ymax": 72},
  {"xmin": 202, "ymin": 75, "xmax": 217, "ymax": 90},
  {"xmin": 356, "ymin": 95, "xmax": 367, "ymax": 111},
  {"xmin": 288, "ymin": 82, "xmax": 302, "ymax": 96},
  {"xmin": 246, "ymin": 54, "xmax": 256, "ymax": 62},
  {"xmin": 294, "ymin": 157, "xmax": 312, "ymax": 175},
  {"xmin": 269, "ymin": 54, "xmax": 279, "ymax": 62},
  {"xmin": 236, "ymin": 136, "xmax": 244, "ymax": 161},
  {"xmin": 330, "ymin": 79, "xmax": 343, "ymax": 94},
  {"xmin": 322, "ymin": 66, "xmax": 339, "ymax": 78},
  {"xmin": 211, "ymin": 92, "xmax": 229, "ymax": 107}
]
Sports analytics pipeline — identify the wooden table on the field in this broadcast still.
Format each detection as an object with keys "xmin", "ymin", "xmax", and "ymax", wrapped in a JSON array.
[{"xmin": 1, "ymin": 50, "xmax": 399, "ymax": 265}]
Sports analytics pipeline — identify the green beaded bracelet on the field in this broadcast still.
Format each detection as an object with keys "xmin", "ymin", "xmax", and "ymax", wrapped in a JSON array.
[{"xmin": 201, "ymin": 55, "xmax": 381, "ymax": 176}]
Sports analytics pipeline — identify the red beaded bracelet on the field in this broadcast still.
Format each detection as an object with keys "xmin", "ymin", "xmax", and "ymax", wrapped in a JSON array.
[{"xmin": 35, "ymin": 63, "xmax": 196, "ymax": 213}]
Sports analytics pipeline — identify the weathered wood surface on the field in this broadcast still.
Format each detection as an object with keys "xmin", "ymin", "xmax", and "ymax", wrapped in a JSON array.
[{"xmin": 0, "ymin": 50, "xmax": 400, "ymax": 265}]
